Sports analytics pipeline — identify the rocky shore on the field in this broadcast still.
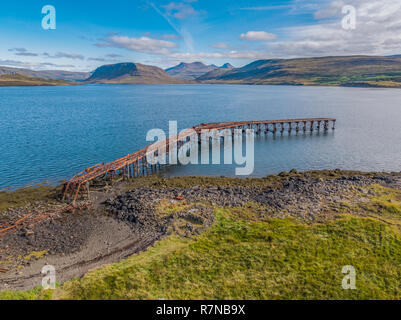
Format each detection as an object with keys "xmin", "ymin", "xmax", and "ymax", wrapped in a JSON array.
[
  {"xmin": 107, "ymin": 171, "xmax": 401, "ymax": 230},
  {"xmin": 1, "ymin": 170, "xmax": 401, "ymax": 291}
]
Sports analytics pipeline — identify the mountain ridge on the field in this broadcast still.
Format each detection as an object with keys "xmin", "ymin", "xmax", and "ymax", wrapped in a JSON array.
[
  {"xmin": 85, "ymin": 62, "xmax": 184, "ymax": 84},
  {"xmin": 0, "ymin": 66, "xmax": 89, "ymax": 82},
  {"xmin": 165, "ymin": 62, "xmax": 219, "ymax": 80},
  {"xmin": 197, "ymin": 55, "xmax": 401, "ymax": 87},
  {"xmin": 2, "ymin": 55, "xmax": 401, "ymax": 87},
  {"xmin": 0, "ymin": 73, "xmax": 74, "ymax": 86}
]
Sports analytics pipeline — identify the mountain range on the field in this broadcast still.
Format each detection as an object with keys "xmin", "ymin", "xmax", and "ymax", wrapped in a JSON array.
[
  {"xmin": 165, "ymin": 62, "xmax": 233, "ymax": 80},
  {"xmin": 198, "ymin": 56, "xmax": 401, "ymax": 87},
  {"xmin": 0, "ymin": 73, "xmax": 73, "ymax": 86},
  {"xmin": 0, "ymin": 66, "xmax": 89, "ymax": 82},
  {"xmin": 2, "ymin": 56, "xmax": 401, "ymax": 88}
]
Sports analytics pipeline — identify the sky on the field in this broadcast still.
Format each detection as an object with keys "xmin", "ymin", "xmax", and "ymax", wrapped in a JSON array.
[{"xmin": 0, "ymin": 0, "xmax": 400, "ymax": 72}]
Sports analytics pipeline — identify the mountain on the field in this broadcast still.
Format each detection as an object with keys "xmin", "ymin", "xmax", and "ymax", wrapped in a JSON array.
[
  {"xmin": 0, "ymin": 66, "xmax": 89, "ymax": 82},
  {"xmin": 220, "ymin": 63, "xmax": 234, "ymax": 69},
  {"xmin": 197, "ymin": 68, "xmax": 232, "ymax": 81},
  {"xmin": 165, "ymin": 62, "xmax": 219, "ymax": 80},
  {"xmin": 197, "ymin": 56, "xmax": 401, "ymax": 87},
  {"xmin": 195, "ymin": 62, "xmax": 235, "ymax": 81},
  {"xmin": 86, "ymin": 62, "xmax": 183, "ymax": 84},
  {"xmin": 0, "ymin": 73, "xmax": 73, "ymax": 86}
]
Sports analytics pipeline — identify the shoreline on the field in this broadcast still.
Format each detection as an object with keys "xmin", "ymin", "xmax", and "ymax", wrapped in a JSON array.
[
  {"xmin": 1, "ymin": 169, "xmax": 401, "ymax": 296},
  {"xmin": 1, "ymin": 81, "xmax": 401, "ymax": 89}
]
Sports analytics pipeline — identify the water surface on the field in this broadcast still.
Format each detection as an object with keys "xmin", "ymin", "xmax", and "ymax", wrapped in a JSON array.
[{"xmin": 0, "ymin": 84, "xmax": 400, "ymax": 189}]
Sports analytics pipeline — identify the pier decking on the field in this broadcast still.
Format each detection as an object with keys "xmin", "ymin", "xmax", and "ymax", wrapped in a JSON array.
[{"xmin": 63, "ymin": 118, "xmax": 336, "ymax": 202}]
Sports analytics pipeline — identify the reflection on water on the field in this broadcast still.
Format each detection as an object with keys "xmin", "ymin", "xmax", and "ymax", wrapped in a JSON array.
[{"xmin": 163, "ymin": 130, "xmax": 336, "ymax": 178}]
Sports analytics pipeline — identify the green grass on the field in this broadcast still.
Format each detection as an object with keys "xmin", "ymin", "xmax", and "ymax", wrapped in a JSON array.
[
  {"xmin": 0, "ymin": 184, "xmax": 60, "ymax": 213},
  {"xmin": 0, "ymin": 287, "xmax": 53, "ymax": 300},
  {"xmin": 24, "ymin": 250, "xmax": 48, "ymax": 261},
  {"xmin": 2, "ymin": 213, "xmax": 401, "ymax": 300},
  {"xmin": 2, "ymin": 174, "xmax": 401, "ymax": 300},
  {"xmin": 48, "ymin": 207, "xmax": 401, "ymax": 300}
]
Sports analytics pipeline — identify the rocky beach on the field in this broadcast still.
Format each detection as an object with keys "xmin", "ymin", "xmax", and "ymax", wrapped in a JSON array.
[{"xmin": 1, "ymin": 170, "xmax": 401, "ymax": 294}]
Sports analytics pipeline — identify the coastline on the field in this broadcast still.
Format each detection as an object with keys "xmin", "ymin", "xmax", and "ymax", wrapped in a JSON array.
[
  {"xmin": 1, "ymin": 81, "xmax": 401, "ymax": 89},
  {"xmin": 1, "ymin": 169, "xmax": 401, "ymax": 299}
]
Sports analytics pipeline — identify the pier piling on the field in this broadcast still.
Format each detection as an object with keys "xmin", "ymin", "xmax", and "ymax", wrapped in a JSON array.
[{"xmin": 62, "ymin": 118, "xmax": 336, "ymax": 203}]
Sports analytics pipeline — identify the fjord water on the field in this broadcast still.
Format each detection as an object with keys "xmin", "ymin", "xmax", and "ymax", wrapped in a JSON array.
[{"xmin": 0, "ymin": 84, "xmax": 401, "ymax": 189}]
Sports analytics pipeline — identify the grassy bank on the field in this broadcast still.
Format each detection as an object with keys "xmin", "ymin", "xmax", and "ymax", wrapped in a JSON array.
[
  {"xmin": 2, "ymin": 184, "xmax": 401, "ymax": 300},
  {"xmin": 56, "ymin": 212, "xmax": 400, "ymax": 300},
  {"xmin": 0, "ymin": 184, "xmax": 61, "ymax": 212},
  {"xmin": 1, "ymin": 172, "xmax": 401, "ymax": 300}
]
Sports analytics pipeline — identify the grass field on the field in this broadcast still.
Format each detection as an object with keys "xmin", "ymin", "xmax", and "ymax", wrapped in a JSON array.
[{"xmin": 2, "ymin": 182, "xmax": 401, "ymax": 300}]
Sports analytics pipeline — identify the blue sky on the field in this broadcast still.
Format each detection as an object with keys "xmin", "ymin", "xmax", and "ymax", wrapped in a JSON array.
[{"xmin": 0, "ymin": 0, "xmax": 400, "ymax": 71}]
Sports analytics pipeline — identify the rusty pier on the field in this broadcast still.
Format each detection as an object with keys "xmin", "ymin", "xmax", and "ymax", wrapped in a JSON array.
[{"xmin": 62, "ymin": 118, "xmax": 336, "ymax": 203}]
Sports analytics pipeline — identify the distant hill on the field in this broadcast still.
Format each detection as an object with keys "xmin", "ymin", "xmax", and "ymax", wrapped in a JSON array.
[
  {"xmin": 196, "ymin": 63, "xmax": 235, "ymax": 81},
  {"xmin": 0, "ymin": 73, "xmax": 73, "ymax": 86},
  {"xmin": 0, "ymin": 66, "xmax": 89, "ymax": 82},
  {"xmin": 2, "ymin": 56, "xmax": 401, "ymax": 88},
  {"xmin": 198, "ymin": 56, "xmax": 401, "ymax": 87},
  {"xmin": 197, "ymin": 68, "xmax": 232, "ymax": 81},
  {"xmin": 220, "ymin": 63, "xmax": 234, "ymax": 69},
  {"xmin": 86, "ymin": 62, "xmax": 183, "ymax": 84},
  {"xmin": 165, "ymin": 62, "xmax": 219, "ymax": 80}
]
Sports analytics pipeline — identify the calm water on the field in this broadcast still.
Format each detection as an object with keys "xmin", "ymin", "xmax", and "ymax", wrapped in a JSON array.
[{"xmin": 0, "ymin": 84, "xmax": 401, "ymax": 189}]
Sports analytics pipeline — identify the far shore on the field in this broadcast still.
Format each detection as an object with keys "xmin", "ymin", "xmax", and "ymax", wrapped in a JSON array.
[{"xmin": 1, "ymin": 81, "xmax": 401, "ymax": 89}]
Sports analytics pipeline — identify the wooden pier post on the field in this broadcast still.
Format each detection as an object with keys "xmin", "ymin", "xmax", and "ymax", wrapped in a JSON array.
[{"xmin": 63, "ymin": 118, "xmax": 337, "ymax": 202}]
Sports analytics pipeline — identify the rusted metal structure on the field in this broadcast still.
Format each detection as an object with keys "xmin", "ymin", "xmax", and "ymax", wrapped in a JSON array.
[
  {"xmin": 62, "ymin": 118, "xmax": 336, "ymax": 203},
  {"xmin": 0, "ymin": 202, "xmax": 91, "ymax": 238}
]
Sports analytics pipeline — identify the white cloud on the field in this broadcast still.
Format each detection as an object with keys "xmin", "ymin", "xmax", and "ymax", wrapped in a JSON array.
[
  {"xmin": 9, "ymin": 48, "xmax": 38, "ymax": 57},
  {"xmin": 240, "ymin": 31, "xmax": 277, "ymax": 41},
  {"xmin": 162, "ymin": 34, "xmax": 182, "ymax": 39},
  {"xmin": 0, "ymin": 59, "xmax": 75, "ymax": 70},
  {"xmin": 105, "ymin": 53, "xmax": 123, "ymax": 58},
  {"xmin": 54, "ymin": 52, "xmax": 85, "ymax": 60},
  {"xmin": 211, "ymin": 42, "xmax": 231, "ymax": 49},
  {"xmin": 96, "ymin": 35, "xmax": 178, "ymax": 55},
  {"xmin": 169, "ymin": 50, "xmax": 269, "ymax": 61},
  {"xmin": 314, "ymin": 0, "xmax": 345, "ymax": 19},
  {"xmin": 43, "ymin": 52, "xmax": 85, "ymax": 60},
  {"xmin": 162, "ymin": 1, "xmax": 199, "ymax": 19},
  {"xmin": 270, "ymin": 0, "xmax": 401, "ymax": 57},
  {"xmin": 87, "ymin": 57, "xmax": 106, "ymax": 62},
  {"xmin": 90, "ymin": 0, "xmax": 401, "ymax": 67}
]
